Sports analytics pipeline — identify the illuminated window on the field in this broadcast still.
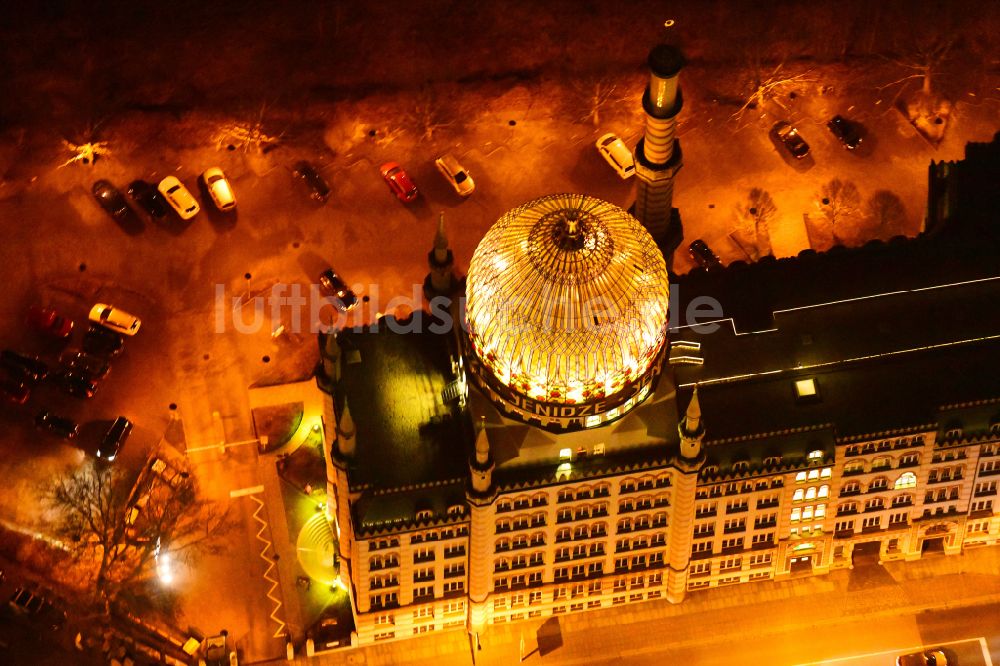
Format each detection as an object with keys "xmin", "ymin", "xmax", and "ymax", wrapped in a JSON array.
[
  {"xmin": 795, "ymin": 472, "xmax": 807, "ymax": 483},
  {"xmin": 585, "ymin": 415, "xmax": 601, "ymax": 428},
  {"xmin": 795, "ymin": 378, "xmax": 818, "ymax": 398},
  {"xmin": 791, "ymin": 508, "xmax": 801, "ymax": 521},
  {"xmin": 559, "ymin": 448, "xmax": 572, "ymax": 460},
  {"xmin": 802, "ymin": 506, "xmax": 813, "ymax": 520},
  {"xmin": 818, "ymin": 485, "xmax": 829, "ymax": 498},
  {"xmin": 894, "ymin": 472, "xmax": 917, "ymax": 490},
  {"xmin": 821, "ymin": 468, "xmax": 832, "ymax": 479},
  {"xmin": 807, "ymin": 469, "xmax": 819, "ymax": 481},
  {"xmin": 807, "ymin": 449, "xmax": 823, "ymax": 460},
  {"xmin": 815, "ymin": 504, "xmax": 826, "ymax": 518},
  {"xmin": 805, "ymin": 487, "xmax": 817, "ymax": 501},
  {"xmin": 793, "ymin": 488, "xmax": 804, "ymax": 501}
]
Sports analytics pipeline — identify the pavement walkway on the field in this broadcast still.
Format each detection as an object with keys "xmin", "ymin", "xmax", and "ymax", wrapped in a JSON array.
[{"xmin": 289, "ymin": 545, "xmax": 1000, "ymax": 666}]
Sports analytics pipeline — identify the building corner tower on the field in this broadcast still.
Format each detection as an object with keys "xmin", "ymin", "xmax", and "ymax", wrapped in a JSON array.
[
  {"xmin": 634, "ymin": 43, "xmax": 685, "ymax": 258},
  {"xmin": 666, "ymin": 387, "xmax": 705, "ymax": 603},
  {"xmin": 466, "ymin": 419, "xmax": 497, "ymax": 642},
  {"xmin": 424, "ymin": 212, "xmax": 457, "ymax": 300}
]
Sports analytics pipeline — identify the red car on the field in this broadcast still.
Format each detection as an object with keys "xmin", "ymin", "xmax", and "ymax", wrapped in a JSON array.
[
  {"xmin": 379, "ymin": 162, "xmax": 419, "ymax": 203},
  {"xmin": 26, "ymin": 305, "xmax": 74, "ymax": 339}
]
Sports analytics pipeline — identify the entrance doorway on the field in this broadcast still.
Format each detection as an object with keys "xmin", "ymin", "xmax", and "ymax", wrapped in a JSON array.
[
  {"xmin": 921, "ymin": 536, "xmax": 946, "ymax": 554},
  {"xmin": 851, "ymin": 540, "xmax": 882, "ymax": 566},
  {"xmin": 789, "ymin": 555, "xmax": 812, "ymax": 574}
]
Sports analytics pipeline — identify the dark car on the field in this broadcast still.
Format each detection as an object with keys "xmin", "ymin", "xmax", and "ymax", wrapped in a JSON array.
[
  {"xmin": 771, "ymin": 121, "xmax": 810, "ymax": 159},
  {"xmin": 310, "ymin": 616, "xmax": 346, "ymax": 650},
  {"xmin": 1, "ymin": 350, "xmax": 49, "ymax": 382},
  {"xmin": 379, "ymin": 162, "xmax": 419, "ymax": 203},
  {"xmin": 293, "ymin": 161, "xmax": 331, "ymax": 203},
  {"xmin": 1, "ymin": 377, "xmax": 30, "ymax": 405},
  {"xmin": 26, "ymin": 305, "xmax": 74, "ymax": 339},
  {"xmin": 98, "ymin": 416, "xmax": 133, "ymax": 461},
  {"xmin": 83, "ymin": 325, "xmax": 124, "ymax": 357},
  {"xmin": 127, "ymin": 179, "xmax": 169, "ymax": 218},
  {"xmin": 318, "ymin": 268, "xmax": 358, "ymax": 311},
  {"xmin": 896, "ymin": 650, "xmax": 948, "ymax": 666},
  {"xmin": 59, "ymin": 350, "xmax": 110, "ymax": 380},
  {"xmin": 93, "ymin": 180, "xmax": 131, "ymax": 219},
  {"xmin": 827, "ymin": 115, "xmax": 862, "ymax": 150},
  {"xmin": 688, "ymin": 239, "xmax": 722, "ymax": 270},
  {"xmin": 35, "ymin": 411, "xmax": 79, "ymax": 439},
  {"xmin": 59, "ymin": 371, "xmax": 97, "ymax": 399}
]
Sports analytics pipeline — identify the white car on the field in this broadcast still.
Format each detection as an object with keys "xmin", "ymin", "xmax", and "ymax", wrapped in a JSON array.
[
  {"xmin": 595, "ymin": 133, "xmax": 635, "ymax": 179},
  {"xmin": 88, "ymin": 304, "xmax": 141, "ymax": 336},
  {"xmin": 157, "ymin": 176, "xmax": 200, "ymax": 219},
  {"xmin": 434, "ymin": 154, "xmax": 475, "ymax": 197},
  {"xmin": 202, "ymin": 167, "xmax": 236, "ymax": 211}
]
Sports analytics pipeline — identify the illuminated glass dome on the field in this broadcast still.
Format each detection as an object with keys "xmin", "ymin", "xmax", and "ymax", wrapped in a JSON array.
[{"xmin": 466, "ymin": 194, "xmax": 670, "ymax": 408}]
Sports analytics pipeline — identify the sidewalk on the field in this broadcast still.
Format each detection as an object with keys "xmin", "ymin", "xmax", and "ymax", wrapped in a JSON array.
[{"xmin": 291, "ymin": 545, "xmax": 1000, "ymax": 666}]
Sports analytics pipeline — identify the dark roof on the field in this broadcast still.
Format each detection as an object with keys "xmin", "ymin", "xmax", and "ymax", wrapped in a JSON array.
[
  {"xmin": 673, "ymin": 274, "xmax": 1000, "ymax": 443},
  {"xmin": 335, "ymin": 316, "xmax": 474, "ymax": 491}
]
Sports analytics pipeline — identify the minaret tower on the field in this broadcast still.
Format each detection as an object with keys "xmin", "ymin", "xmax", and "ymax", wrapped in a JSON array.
[
  {"xmin": 466, "ymin": 419, "xmax": 497, "ymax": 642},
  {"xmin": 330, "ymin": 397, "xmax": 356, "ymax": 586},
  {"xmin": 666, "ymin": 387, "xmax": 705, "ymax": 603},
  {"xmin": 634, "ymin": 43, "xmax": 685, "ymax": 252},
  {"xmin": 424, "ymin": 212, "xmax": 457, "ymax": 299}
]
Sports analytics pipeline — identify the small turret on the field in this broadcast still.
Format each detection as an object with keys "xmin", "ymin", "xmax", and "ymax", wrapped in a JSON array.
[
  {"xmin": 469, "ymin": 417, "xmax": 494, "ymax": 495},
  {"xmin": 424, "ymin": 212, "xmax": 457, "ymax": 299},
  {"xmin": 336, "ymin": 397, "xmax": 356, "ymax": 459},
  {"xmin": 678, "ymin": 387, "xmax": 704, "ymax": 460}
]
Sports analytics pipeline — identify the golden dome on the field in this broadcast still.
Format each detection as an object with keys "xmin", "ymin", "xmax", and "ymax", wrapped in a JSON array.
[{"xmin": 466, "ymin": 194, "xmax": 670, "ymax": 408}]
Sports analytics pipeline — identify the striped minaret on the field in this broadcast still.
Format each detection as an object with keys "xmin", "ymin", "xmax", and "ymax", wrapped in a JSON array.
[
  {"xmin": 666, "ymin": 388, "xmax": 704, "ymax": 603},
  {"xmin": 466, "ymin": 420, "xmax": 496, "ymax": 642},
  {"xmin": 634, "ymin": 44, "xmax": 685, "ymax": 248}
]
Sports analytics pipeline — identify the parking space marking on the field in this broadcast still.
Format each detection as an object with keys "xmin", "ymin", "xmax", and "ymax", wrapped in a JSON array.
[
  {"xmin": 795, "ymin": 636, "xmax": 990, "ymax": 665},
  {"xmin": 229, "ymin": 485, "xmax": 264, "ymax": 498}
]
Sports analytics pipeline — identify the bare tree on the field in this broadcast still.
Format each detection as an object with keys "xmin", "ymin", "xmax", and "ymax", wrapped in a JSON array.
[
  {"xmin": 734, "ymin": 188, "xmax": 777, "ymax": 259},
  {"xmin": 213, "ymin": 103, "xmax": 282, "ymax": 153},
  {"xmin": 864, "ymin": 190, "xmax": 907, "ymax": 239},
  {"xmin": 48, "ymin": 464, "xmax": 227, "ymax": 607},
  {"xmin": 410, "ymin": 85, "xmax": 453, "ymax": 142},
  {"xmin": 729, "ymin": 63, "xmax": 817, "ymax": 126},
  {"xmin": 571, "ymin": 75, "xmax": 624, "ymax": 127},
  {"xmin": 818, "ymin": 179, "xmax": 862, "ymax": 244}
]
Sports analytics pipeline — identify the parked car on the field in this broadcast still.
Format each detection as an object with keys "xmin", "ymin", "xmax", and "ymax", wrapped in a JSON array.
[
  {"xmin": 896, "ymin": 650, "xmax": 948, "ymax": 666},
  {"xmin": 310, "ymin": 616, "xmax": 346, "ymax": 650},
  {"xmin": 595, "ymin": 133, "xmax": 636, "ymax": 179},
  {"xmin": 0, "ymin": 377, "xmax": 30, "ymax": 405},
  {"xmin": 203, "ymin": 167, "xmax": 237, "ymax": 211},
  {"xmin": 771, "ymin": 121, "xmax": 810, "ymax": 159},
  {"xmin": 35, "ymin": 411, "xmax": 79, "ymax": 439},
  {"xmin": 688, "ymin": 239, "xmax": 722, "ymax": 270},
  {"xmin": 293, "ymin": 161, "xmax": 331, "ymax": 202},
  {"xmin": 89, "ymin": 303, "xmax": 141, "ymax": 336},
  {"xmin": 8, "ymin": 587, "xmax": 66, "ymax": 631},
  {"xmin": 1, "ymin": 350, "xmax": 49, "ymax": 382},
  {"xmin": 434, "ymin": 153, "xmax": 475, "ymax": 197},
  {"xmin": 92, "ymin": 180, "xmax": 131, "ymax": 219},
  {"xmin": 59, "ymin": 371, "xmax": 96, "ymax": 399},
  {"xmin": 83, "ymin": 325, "xmax": 124, "ymax": 357},
  {"xmin": 98, "ymin": 416, "xmax": 133, "ymax": 462},
  {"xmin": 318, "ymin": 268, "xmax": 358, "ymax": 312},
  {"xmin": 158, "ymin": 176, "xmax": 200, "ymax": 219},
  {"xmin": 127, "ymin": 179, "xmax": 170, "ymax": 219},
  {"xmin": 379, "ymin": 162, "xmax": 419, "ymax": 203},
  {"xmin": 26, "ymin": 305, "xmax": 74, "ymax": 339},
  {"xmin": 59, "ymin": 350, "xmax": 110, "ymax": 380},
  {"xmin": 827, "ymin": 115, "xmax": 862, "ymax": 150}
]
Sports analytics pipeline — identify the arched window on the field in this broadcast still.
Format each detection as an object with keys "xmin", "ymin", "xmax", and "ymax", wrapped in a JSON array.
[
  {"xmin": 733, "ymin": 461, "xmax": 749, "ymax": 473},
  {"xmin": 818, "ymin": 484, "xmax": 830, "ymax": 498},
  {"xmin": 894, "ymin": 472, "xmax": 917, "ymax": 489},
  {"xmin": 844, "ymin": 460, "xmax": 866, "ymax": 475},
  {"xmin": 805, "ymin": 487, "xmax": 817, "ymax": 500},
  {"xmin": 793, "ymin": 488, "xmax": 805, "ymax": 501},
  {"xmin": 871, "ymin": 455, "xmax": 892, "ymax": 470},
  {"xmin": 795, "ymin": 471, "xmax": 807, "ymax": 483},
  {"xmin": 807, "ymin": 469, "xmax": 819, "ymax": 480}
]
